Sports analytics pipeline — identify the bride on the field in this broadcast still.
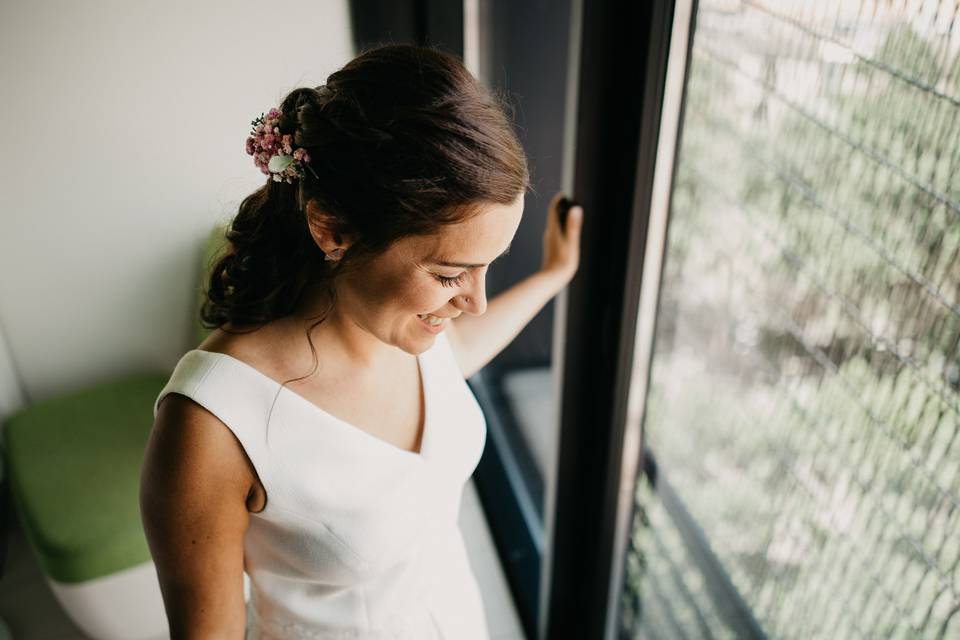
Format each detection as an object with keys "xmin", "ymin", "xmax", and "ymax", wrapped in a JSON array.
[{"xmin": 140, "ymin": 42, "xmax": 583, "ymax": 639}]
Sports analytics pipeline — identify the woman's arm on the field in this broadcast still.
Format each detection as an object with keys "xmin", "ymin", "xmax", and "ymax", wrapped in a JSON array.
[
  {"xmin": 445, "ymin": 270, "xmax": 568, "ymax": 378},
  {"xmin": 140, "ymin": 394, "xmax": 256, "ymax": 639},
  {"xmin": 446, "ymin": 192, "xmax": 584, "ymax": 378}
]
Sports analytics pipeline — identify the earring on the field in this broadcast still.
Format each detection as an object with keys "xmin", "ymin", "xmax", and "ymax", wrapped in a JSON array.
[{"xmin": 324, "ymin": 247, "xmax": 344, "ymax": 262}]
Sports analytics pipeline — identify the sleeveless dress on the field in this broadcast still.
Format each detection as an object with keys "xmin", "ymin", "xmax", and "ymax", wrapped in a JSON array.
[{"xmin": 152, "ymin": 330, "xmax": 491, "ymax": 639}]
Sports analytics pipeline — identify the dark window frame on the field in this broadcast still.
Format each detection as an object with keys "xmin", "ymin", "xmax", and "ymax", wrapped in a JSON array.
[{"xmin": 540, "ymin": 0, "xmax": 683, "ymax": 638}]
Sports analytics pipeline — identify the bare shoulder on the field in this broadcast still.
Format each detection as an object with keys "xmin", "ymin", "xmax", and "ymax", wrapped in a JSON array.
[
  {"xmin": 147, "ymin": 391, "xmax": 265, "ymax": 513},
  {"xmin": 196, "ymin": 324, "xmax": 292, "ymax": 381},
  {"xmin": 140, "ymin": 392, "xmax": 256, "ymax": 636},
  {"xmin": 196, "ymin": 325, "xmax": 268, "ymax": 363}
]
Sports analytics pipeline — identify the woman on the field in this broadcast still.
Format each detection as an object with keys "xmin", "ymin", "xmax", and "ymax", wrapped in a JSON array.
[{"xmin": 140, "ymin": 43, "xmax": 583, "ymax": 639}]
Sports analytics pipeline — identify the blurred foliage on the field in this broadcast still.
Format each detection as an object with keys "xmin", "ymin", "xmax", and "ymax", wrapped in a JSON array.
[{"xmin": 621, "ymin": 2, "xmax": 960, "ymax": 639}]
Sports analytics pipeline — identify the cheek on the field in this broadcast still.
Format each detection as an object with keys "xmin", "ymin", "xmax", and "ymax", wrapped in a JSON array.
[
  {"xmin": 341, "ymin": 264, "xmax": 399, "ymax": 311},
  {"xmin": 395, "ymin": 279, "xmax": 449, "ymax": 313},
  {"xmin": 353, "ymin": 268, "xmax": 445, "ymax": 314}
]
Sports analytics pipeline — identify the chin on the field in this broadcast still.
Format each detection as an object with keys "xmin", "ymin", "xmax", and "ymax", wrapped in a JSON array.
[{"xmin": 394, "ymin": 331, "xmax": 435, "ymax": 356}]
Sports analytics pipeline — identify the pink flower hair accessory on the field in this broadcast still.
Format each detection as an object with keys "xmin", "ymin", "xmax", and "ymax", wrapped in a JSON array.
[{"xmin": 245, "ymin": 107, "xmax": 319, "ymax": 184}]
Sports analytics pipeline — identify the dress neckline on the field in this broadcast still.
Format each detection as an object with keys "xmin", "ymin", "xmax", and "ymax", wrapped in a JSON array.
[{"xmin": 187, "ymin": 347, "xmax": 431, "ymax": 461}]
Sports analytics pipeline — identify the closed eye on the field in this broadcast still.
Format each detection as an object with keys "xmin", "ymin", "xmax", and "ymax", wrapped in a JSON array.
[{"xmin": 436, "ymin": 273, "xmax": 466, "ymax": 287}]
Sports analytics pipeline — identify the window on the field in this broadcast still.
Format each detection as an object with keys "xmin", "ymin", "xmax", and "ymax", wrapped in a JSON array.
[{"xmin": 622, "ymin": 1, "xmax": 960, "ymax": 638}]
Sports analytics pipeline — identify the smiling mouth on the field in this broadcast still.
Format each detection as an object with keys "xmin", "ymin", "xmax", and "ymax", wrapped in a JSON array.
[{"xmin": 417, "ymin": 313, "xmax": 445, "ymax": 326}]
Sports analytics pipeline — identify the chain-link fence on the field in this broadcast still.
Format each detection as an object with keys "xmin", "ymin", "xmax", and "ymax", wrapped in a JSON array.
[{"xmin": 621, "ymin": 1, "xmax": 960, "ymax": 638}]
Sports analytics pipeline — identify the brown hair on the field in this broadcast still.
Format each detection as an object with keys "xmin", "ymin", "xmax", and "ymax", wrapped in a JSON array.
[{"xmin": 199, "ymin": 43, "xmax": 529, "ymax": 385}]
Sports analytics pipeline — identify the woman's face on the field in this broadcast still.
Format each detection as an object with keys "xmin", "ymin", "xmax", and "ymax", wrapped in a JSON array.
[{"xmin": 335, "ymin": 194, "xmax": 524, "ymax": 355}]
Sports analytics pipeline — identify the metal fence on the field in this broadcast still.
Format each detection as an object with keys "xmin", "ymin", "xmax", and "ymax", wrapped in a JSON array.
[{"xmin": 621, "ymin": 1, "xmax": 960, "ymax": 638}]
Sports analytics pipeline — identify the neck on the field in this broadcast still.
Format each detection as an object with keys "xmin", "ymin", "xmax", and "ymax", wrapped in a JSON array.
[{"xmin": 283, "ymin": 281, "xmax": 399, "ymax": 372}]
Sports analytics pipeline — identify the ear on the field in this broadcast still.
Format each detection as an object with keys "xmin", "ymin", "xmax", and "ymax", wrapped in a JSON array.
[{"xmin": 305, "ymin": 200, "xmax": 354, "ymax": 254}]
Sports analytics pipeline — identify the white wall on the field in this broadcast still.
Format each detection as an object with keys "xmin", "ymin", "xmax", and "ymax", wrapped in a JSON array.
[
  {"xmin": 0, "ymin": 319, "xmax": 26, "ymax": 421},
  {"xmin": 0, "ymin": 0, "xmax": 355, "ymax": 402}
]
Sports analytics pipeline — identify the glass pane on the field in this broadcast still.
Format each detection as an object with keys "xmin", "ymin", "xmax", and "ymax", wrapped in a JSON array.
[
  {"xmin": 477, "ymin": 0, "xmax": 574, "ymax": 505},
  {"xmin": 464, "ymin": 1, "xmax": 577, "ymax": 631},
  {"xmin": 621, "ymin": 1, "xmax": 960, "ymax": 638}
]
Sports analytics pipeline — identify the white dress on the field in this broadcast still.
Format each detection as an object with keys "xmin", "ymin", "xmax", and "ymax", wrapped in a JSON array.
[{"xmin": 152, "ymin": 330, "xmax": 491, "ymax": 639}]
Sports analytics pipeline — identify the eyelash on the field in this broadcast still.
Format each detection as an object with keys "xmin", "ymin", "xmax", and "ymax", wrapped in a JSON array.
[{"xmin": 435, "ymin": 273, "xmax": 466, "ymax": 287}]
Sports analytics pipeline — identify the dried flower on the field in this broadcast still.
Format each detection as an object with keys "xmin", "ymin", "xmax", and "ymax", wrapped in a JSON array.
[{"xmin": 245, "ymin": 107, "xmax": 315, "ymax": 184}]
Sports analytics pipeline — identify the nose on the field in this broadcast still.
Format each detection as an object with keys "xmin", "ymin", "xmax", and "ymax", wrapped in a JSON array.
[{"xmin": 454, "ymin": 275, "xmax": 487, "ymax": 315}]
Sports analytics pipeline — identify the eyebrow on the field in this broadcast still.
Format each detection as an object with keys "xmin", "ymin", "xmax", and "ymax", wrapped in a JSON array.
[{"xmin": 429, "ymin": 243, "xmax": 512, "ymax": 268}]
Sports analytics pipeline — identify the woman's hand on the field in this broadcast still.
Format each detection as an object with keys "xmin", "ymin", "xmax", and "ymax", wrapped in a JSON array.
[{"xmin": 540, "ymin": 191, "xmax": 584, "ymax": 287}]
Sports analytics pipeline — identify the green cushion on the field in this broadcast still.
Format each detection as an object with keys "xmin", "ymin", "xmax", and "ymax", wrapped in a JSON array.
[
  {"xmin": 195, "ymin": 222, "xmax": 230, "ymax": 346},
  {"xmin": 4, "ymin": 372, "xmax": 169, "ymax": 583}
]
